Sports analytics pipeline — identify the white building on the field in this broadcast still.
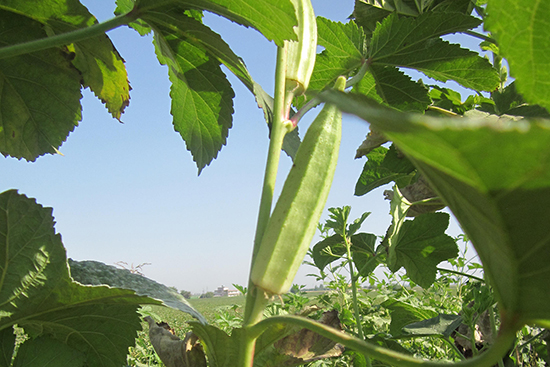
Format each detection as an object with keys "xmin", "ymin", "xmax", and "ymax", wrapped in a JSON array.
[{"xmin": 213, "ymin": 285, "xmax": 240, "ymax": 297}]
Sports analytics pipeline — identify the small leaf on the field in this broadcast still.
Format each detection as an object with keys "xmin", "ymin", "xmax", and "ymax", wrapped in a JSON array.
[
  {"xmin": 485, "ymin": 0, "xmax": 550, "ymax": 111},
  {"xmin": 402, "ymin": 314, "xmax": 463, "ymax": 338},
  {"xmin": 190, "ymin": 323, "xmax": 239, "ymax": 367},
  {"xmin": 382, "ymin": 298, "xmax": 438, "ymax": 337},
  {"xmin": 353, "ymin": 0, "xmax": 419, "ymax": 38},
  {"xmin": 350, "ymin": 232, "xmax": 379, "ymax": 277},
  {"xmin": 355, "ymin": 145, "xmax": 416, "ymax": 196},
  {"xmin": 312, "ymin": 234, "xmax": 347, "ymax": 271},
  {"xmin": 357, "ymin": 65, "xmax": 431, "ymax": 112}
]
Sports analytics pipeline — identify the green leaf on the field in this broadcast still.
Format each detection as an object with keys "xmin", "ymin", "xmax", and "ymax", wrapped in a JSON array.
[
  {"xmin": 12, "ymin": 337, "xmax": 86, "ymax": 367},
  {"xmin": 1, "ymin": 0, "xmax": 130, "ymax": 120},
  {"xmin": 353, "ymin": 0, "xmax": 420, "ymax": 38},
  {"xmin": 355, "ymin": 145, "xmax": 416, "ymax": 196},
  {"xmin": 0, "ymin": 10, "xmax": 82, "ymax": 161},
  {"xmin": 350, "ymin": 232, "xmax": 379, "ymax": 277},
  {"xmin": 190, "ymin": 323, "xmax": 239, "ymax": 367},
  {"xmin": 388, "ymin": 212, "xmax": 458, "ymax": 288},
  {"xmin": 137, "ymin": 0, "xmax": 297, "ymax": 47},
  {"xmin": 381, "ymin": 298, "xmax": 438, "ymax": 337},
  {"xmin": 69, "ymin": 259, "xmax": 207, "ymax": 324},
  {"xmin": 311, "ymin": 233, "xmax": 378, "ymax": 276},
  {"xmin": 295, "ymin": 17, "xmax": 365, "ymax": 107},
  {"xmin": 0, "ymin": 328, "xmax": 15, "ymax": 366},
  {"xmin": 0, "ymin": 190, "xmax": 159, "ymax": 366},
  {"xmin": 152, "ymin": 13, "xmax": 235, "ymax": 174},
  {"xmin": 402, "ymin": 314, "xmax": 463, "ymax": 338},
  {"xmin": 320, "ymin": 90, "xmax": 550, "ymax": 326},
  {"xmin": 356, "ymin": 65, "xmax": 431, "ymax": 112},
  {"xmin": 370, "ymin": 13, "xmax": 499, "ymax": 91},
  {"xmin": 485, "ymin": 0, "xmax": 550, "ymax": 111},
  {"xmin": 491, "ymin": 82, "xmax": 550, "ymax": 118}
]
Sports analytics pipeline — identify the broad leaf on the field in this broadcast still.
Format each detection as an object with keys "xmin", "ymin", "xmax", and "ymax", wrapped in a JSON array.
[
  {"xmin": 490, "ymin": 82, "xmax": 550, "ymax": 118},
  {"xmin": 12, "ymin": 337, "xmax": 86, "ymax": 367},
  {"xmin": 353, "ymin": 0, "xmax": 420, "ymax": 38},
  {"xmin": 0, "ymin": 190, "xmax": 160, "ymax": 366},
  {"xmin": 190, "ymin": 323, "xmax": 239, "ymax": 367},
  {"xmin": 136, "ymin": 0, "xmax": 297, "ymax": 47},
  {"xmin": 387, "ymin": 211, "xmax": 457, "ymax": 288},
  {"xmin": 320, "ymin": 90, "xmax": 550, "ymax": 327},
  {"xmin": 0, "ymin": 328, "xmax": 15, "ymax": 366},
  {"xmin": 381, "ymin": 299, "xmax": 438, "ymax": 337},
  {"xmin": 69, "ymin": 259, "xmax": 207, "ymax": 324},
  {"xmin": 1, "ymin": 0, "xmax": 130, "ymax": 120},
  {"xmin": 295, "ymin": 18, "xmax": 365, "ymax": 108},
  {"xmin": 356, "ymin": 65, "xmax": 430, "ymax": 112},
  {"xmin": 370, "ymin": 13, "xmax": 499, "ymax": 91},
  {"xmin": 152, "ymin": 13, "xmax": 235, "ymax": 174},
  {"xmin": 485, "ymin": 0, "xmax": 550, "ymax": 111},
  {"xmin": 355, "ymin": 145, "xmax": 416, "ymax": 196},
  {"xmin": 0, "ymin": 11, "xmax": 82, "ymax": 161},
  {"xmin": 402, "ymin": 314, "xmax": 462, "ymax": 338}
]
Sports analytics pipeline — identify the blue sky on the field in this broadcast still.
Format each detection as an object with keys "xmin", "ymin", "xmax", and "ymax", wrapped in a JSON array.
[{"xmin": 2, "ymin": 1, "xmax": 471, "ymax": 294}]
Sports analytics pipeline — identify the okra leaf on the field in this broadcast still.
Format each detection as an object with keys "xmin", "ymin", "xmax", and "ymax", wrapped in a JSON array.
[
  {"xmin": 370, "ymin": 13, "xmax": 499, "ymax": 91},
  {"xmin": 0, "ymin": 190, "xmax": 160, "ymax": 366},
  {"xmin": 0, "ymin": 328, "xmax": 15, "ymax": 366},
  {"xmin": 402, "ymin": 314, "xmax": 463, "ymax": 338},
  {"xmin": 382, "ymin": 299, "xmax": 438, "ymax": 337},
  {"xmin": 350, "ymin": 232, "xmax": 379, "ymax": 277},
  {"xmin": 312, "ymin": 234, "xmax": 347, "ymax": 271},
  {"xmin": 190, "ymin": 323, "xmax": 239, "ymax": 367},
  {"xmin": 136, "ymin": 0, "xmax": 297, "ymax": 47},
  {"xmin": 152, "ymin": 14, "xmax": 235, "ymax": 174},
  {"xmin": 490, "ymin": 82, "xmax": 550, "ymax": 118},
  {"xmin": 69, "ymin": 259, "xmax": 207, "ymax": 324},
  {"xmin": 12, "ymin": 337, "xmax": 86, "ymax": 367},
  {"xmin": 0, "ymin": 0, "xmax": 130, "ymax": 120},
  {"xmin": 388, "ymin": 212, "xmax": 458, "ymax": 288},
  {"xmin": 295, "ymin": 18, "xmax": 365, "ymax": 108},
  {"xmin": 356, "ymin": 65, "xmax": 431, "ymax": 112},
  {"xmin": 485, "ymin": 0, "xmax": 550, "ymax": 111},
  {"xmin": 320, "ymin": 90, "xmax": 550, "ymax": 326},
  {"xmin": 353, "ymin": 0, "xmax": 419, "ymax": 38},
  {"xmin": 355, "ymin": 145, "xmax": 416, "ymax": 196},
  {"xmin": 0, "ymin": 10, "xmax": 82, "ymax": 161}
]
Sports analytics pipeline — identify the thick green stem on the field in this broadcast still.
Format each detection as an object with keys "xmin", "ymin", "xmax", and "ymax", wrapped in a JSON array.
[
  {"xmin": 249, "ymin": 315, "xmax": 519, "ymax": 367},
  {"xmin": 241, "ymin": 45, "xmax": 290, "ymax": 367},
  {"xmin": 0, "ymin": 12, "xmax": 137, "ymax": 60}
]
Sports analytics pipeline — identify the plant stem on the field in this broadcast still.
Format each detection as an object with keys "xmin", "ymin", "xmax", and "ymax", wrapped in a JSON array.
[
  {"xmin": 249, "ymin": 314, "xmax": 520, "ymax": 367},
  {"xmin": 241, "ymin": 45, "xmax": 290, "ymax": 367},
  {"xmin": 436, "ymin": 267, "xmax": 485, "ymax": 283},
  {"xmin": 0, "ymin": 12, "xmax": 137, "ymax": 60},
  {"xmin": 344, "ymin": 236, "xmax": 364, "ymax": 340},
  {"xmin": 463, "ymin": 30, "xmax": 497, "ymax": 45}
]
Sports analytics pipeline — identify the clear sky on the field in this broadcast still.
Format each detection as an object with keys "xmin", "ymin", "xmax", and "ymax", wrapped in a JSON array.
[{"xmin": 2, "ymin": 1, "xmax": 471, "ymax": 294}]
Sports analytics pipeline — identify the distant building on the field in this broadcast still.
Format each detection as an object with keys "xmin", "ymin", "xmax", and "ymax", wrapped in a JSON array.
[{"xmin": 214, "ymin": 285, "xmax": 240, "ymax": 297}]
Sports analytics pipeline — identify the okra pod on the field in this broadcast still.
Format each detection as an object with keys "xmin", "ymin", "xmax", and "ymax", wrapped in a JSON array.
[
  {"xmin": 285, "ymin": 0, "xmax": 317, "ymax": 96},
  {"xmin": 251, "ymin": 76, "xmax": 346, "ymax": 295}
]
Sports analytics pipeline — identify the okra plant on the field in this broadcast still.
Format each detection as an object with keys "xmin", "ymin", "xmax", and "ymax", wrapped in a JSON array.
[{"xmin": 1, "ymin": 0, "xmax": 550, "ymax": 366}]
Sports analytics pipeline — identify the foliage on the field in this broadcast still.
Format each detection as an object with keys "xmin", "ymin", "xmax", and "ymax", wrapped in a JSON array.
[
  {"xmin": 201, "ymin": 292, "xmax": 215, "ymax": 299},
  {"xmin": 1, "ymin": 0, "xmax": 550, "ymax": 366}
]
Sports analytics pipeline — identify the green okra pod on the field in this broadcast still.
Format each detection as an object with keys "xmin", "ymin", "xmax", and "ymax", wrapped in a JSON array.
[
  {"xmin": 251, "ymin": 76, "xmax": 346, "ymax": 295},
  {"xmin": 285, "ymin": 0, "xmax": 317, "ymax": 96}
]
